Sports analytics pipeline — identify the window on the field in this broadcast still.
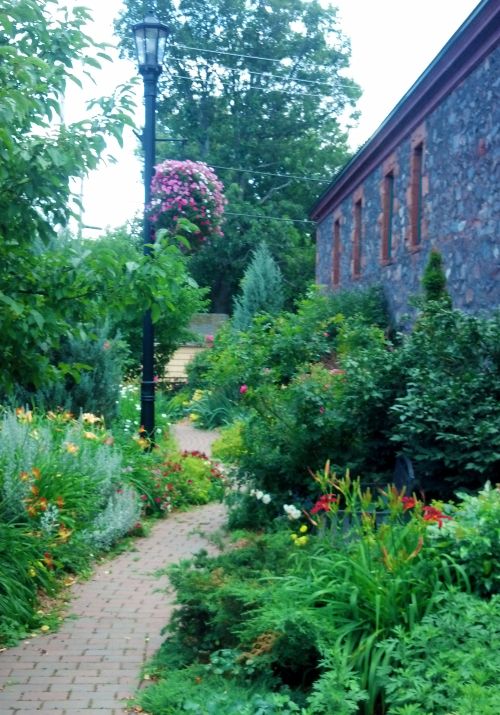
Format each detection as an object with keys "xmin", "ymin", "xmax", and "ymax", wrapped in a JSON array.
[
  {"xmin": 382, "ymin": 171, "xmax": 394, "ymax": 261},
  {"xmin": 410, "ymin": 142, "xmax": 424, "ymax": 247},
  {"xmin": 333, "ymin": 218, "xmax": 341, "ymax": 286},
  {"xmin": 353, "ymin": 198, "xmax": 362, "ymax": 278}
]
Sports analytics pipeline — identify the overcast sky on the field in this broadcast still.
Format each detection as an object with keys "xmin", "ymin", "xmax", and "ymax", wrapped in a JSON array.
[{"xmin": 63, "ymin": 0, "xmax": 481, "ymax": 235}]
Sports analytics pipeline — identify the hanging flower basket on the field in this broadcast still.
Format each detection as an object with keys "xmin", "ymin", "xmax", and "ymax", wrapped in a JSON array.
[{"xmin": 149, "ymin": 160, "xmax": 226, "ymax": 250}]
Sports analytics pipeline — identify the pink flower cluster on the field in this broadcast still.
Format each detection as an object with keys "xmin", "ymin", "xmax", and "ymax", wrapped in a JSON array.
[{"xmin": 149, "ymin": 160, "xmax": 226, "ymax": 248}]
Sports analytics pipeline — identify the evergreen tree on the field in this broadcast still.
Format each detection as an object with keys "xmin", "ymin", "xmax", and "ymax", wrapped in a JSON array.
[
  {"xmin": 232, "ymin": 243, "xmax": 284, "ymax": 331},
  {"xmin": 422, "ymin": 249, "xmax": 451, "ymax": 305}
]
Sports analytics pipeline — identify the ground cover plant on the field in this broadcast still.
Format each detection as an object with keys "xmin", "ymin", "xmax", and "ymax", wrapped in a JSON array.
[{"xmin": 0, "ymin": 401, "xmax": 225, "ymax": 647}]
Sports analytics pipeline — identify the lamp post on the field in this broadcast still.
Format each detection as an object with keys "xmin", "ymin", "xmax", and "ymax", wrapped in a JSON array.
[{"xmin": 132, "ymin": 10, "xmax": 169, "ymax": 441}]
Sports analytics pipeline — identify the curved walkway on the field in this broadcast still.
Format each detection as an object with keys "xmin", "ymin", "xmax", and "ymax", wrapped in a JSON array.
[{"xmin": 0, "ymin": 425, "xmax": 223, "ymax": 715}]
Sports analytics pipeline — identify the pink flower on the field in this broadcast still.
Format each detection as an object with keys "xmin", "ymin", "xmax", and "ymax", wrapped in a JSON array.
[{"xmin": 239, "ymin": 385, "xmax": 248, "ymax": 394}]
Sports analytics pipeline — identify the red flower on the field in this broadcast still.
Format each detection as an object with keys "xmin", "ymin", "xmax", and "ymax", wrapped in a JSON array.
[
  {"xmin": 423, "ymin": 505, "xmax": 452, "ymax": 528},
  {"xmin": 310, "ymin": 494, "xmax": 337, "ymax": 514},
  {"xmin": 239, "ymin": 384, "xmax": 248, "ymax": 395},
  {"xmin": 402, "ymin": 496, "xmax": 417, "ymax": 511}
]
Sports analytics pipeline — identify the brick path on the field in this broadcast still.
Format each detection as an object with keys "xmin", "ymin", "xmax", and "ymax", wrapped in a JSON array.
[{"xmin": 0, "ymin": 424, "xmax": 223, "ymax": 714}]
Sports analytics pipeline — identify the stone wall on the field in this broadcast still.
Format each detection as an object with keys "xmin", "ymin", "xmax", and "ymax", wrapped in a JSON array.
[{"xmin": 316, "ymin": 44, "xmax": 499, "ymax": 326}]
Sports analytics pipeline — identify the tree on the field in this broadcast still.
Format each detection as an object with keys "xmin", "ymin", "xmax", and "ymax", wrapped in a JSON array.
[
  {"xmin": 116, "ymin": 0, "xmax": 360, "ymax": 311},
  {"xmin": 232, "ymin": 242, "xmax": 284, "ymax": 330},
  {"xmin": 0, "ymin": 0, "xmax": 205, "ymax": 398}
]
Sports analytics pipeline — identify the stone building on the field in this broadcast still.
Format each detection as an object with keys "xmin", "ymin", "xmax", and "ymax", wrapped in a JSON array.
[{"xmin": 311, "ymin": 0, "xmax": 499, "ymax": 325}]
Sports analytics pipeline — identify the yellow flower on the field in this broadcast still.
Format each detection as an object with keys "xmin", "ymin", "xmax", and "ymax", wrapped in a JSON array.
[
  {"xmin": 57, "ymin": 526, "xmax": 72, "ymax": 542},
  {"xmin": 290, "ymin": 533, "xmax": 297, "ymax": 541},
  {"xmin": 82, "ymin": 412, "xmax": 101, "ymax": 424},
  {"xmin": 83, "ymin": 431, "xmax": 98, "ymax": 440},
  {"xmin": 299, "ymin": 525, "xmax": 308, "ymax": 534},
  {"xmin": 40, "ymin": 625, "xmax": 50, "ymax": 632},
  {"xmin": 189, "ymin": 413, "xmax": 199, "ymax": 422},
  {"xmin": 65, "ymin": 442, "xmax": 79, "ymax": 454},
  {"xmin": 28, "ymin": 567, "xmax": 36, "ymax": 577},
  {"xmin": 295, "ymin": 536, "xmax": 309, "ymax": 547}
]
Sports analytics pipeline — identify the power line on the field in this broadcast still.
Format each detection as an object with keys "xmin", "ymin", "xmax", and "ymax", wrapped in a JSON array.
[
  {"xmin": 224, "ymin": 211, "xmax": 314, "ymax": 225},
  {"xmin": 167, "ymin": 70, "xmax": 344, "ymax": 101},
  {"xmin": 168, "ymin": 55, "xmax": 353, "ymax": 91},
  {"xmin": 172, "ymin": 43, "xmax": 293, "ymax": 65},
  {"xmin": 209, "ymin": 163, "xmax": 330, "ymax": 183}
]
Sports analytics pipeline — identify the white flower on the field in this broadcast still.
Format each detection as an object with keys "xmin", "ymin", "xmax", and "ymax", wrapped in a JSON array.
[
  {"xmin": 262, "ymin": 494, "xmax": 271, "ymax": 505},
  {"xmin": 249, "ymin": 488, "xmax": 256, "ymax": 497},
  {"xmin": 255, "ymin": 490, "xmax": 264, "ymax": 500},
  {"xmin": 283, "ymin": 504, "xmax": 302, "ymax": 520}
]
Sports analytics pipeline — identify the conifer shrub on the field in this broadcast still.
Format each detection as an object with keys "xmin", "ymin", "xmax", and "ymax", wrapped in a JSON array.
[
  {"xmin": 232, "ymin": 242, "xmax": 285, "ymax": 331},
  {"xmin": 15, "ymin": 325, "xmax": 127, "ymax": 424}
]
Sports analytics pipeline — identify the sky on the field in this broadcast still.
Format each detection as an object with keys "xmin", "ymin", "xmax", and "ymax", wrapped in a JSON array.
[{"xmin": 63, "ymin": 0, "xmax": 481, "ymax": 236}]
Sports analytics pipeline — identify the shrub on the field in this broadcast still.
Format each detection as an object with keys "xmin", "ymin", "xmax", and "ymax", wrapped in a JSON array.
[
  {"xmin": 15, "ymin": 325, "xmax": 127, "ymax": 424},
  {"xmin": 81, "ymin": 486, "xmax": 141, "ymax": 551},
  {"xmin": 390, "ymin": 306, "xmax": 500, "ymax": 496},
  {"xmin": 232, "ymin": 242, "xmax": 285, "ymax": 331},
  {"xmin": 428, "ymin": 482, "xmax": 500, "ymax": 595},
  {"xmin": 228, "ymin": 318, "xmax": 399, "ymax": 507}
]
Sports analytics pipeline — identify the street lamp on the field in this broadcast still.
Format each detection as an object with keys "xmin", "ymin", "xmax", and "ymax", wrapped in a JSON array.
[{"xmin": 132, "ymin": 10, "xmax": 169, "ymax": 442}]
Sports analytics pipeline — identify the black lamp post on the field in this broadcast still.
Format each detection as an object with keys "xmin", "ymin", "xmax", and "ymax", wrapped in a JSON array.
[{"xmin": 132, "ymin": 10, "xmax": 169, "ymax": 441}]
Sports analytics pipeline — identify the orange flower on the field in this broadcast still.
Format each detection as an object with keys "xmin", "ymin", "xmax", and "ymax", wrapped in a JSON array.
[
  {"xmin": 27, "ymin": 505, "xmax": 38, "ymax": 518},
  {"xmin": 65, "ymin": 442, "xmax": 79, "ymax": 454},
  {"xmin": 20, "ymin": 471, "xmax": 30, "ymax": 481},
  {"xmin": 30, "ymin": 485, "xmax": 39, "ymax": 496},
  {"xmin": 38, "ymin": 497, "xmax": 48, "ymax": 511},
  {"xmin": 32, "ymin": 467, "xmax": 41, "ymax": 479},
  {"xmin": 43, "ymin": 552, "xmax": 54, "ymax": 568},
  {"xmin": 55, "ymin": 496, "xmax": 65, "ymax": 508},
  {"xmin": 83, "ymin": 431, "xmax": 98, "ymax": 440}
]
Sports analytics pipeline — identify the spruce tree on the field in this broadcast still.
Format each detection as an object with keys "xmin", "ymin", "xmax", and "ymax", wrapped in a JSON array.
[{"xmin": 232, "ymin": 243, "xmax": 284, "ymax": 331}]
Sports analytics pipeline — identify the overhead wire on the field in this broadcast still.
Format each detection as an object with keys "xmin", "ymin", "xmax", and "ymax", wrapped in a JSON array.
[
  {"xmin": 165, "ymin": 70, "xmax": 345, "ymax": 101},
  {"xmin": 208, "ymin": 163, "xmax": 331, "ymax": 183},
  {"xmin": 167, "ymin": 54, "xmax": 356, "ymax": 91},
  {"xmin": 223, "ymin": 211, "xmax": 315, "ymax": 225}
]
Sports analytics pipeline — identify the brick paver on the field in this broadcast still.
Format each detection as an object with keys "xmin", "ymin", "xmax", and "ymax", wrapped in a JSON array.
[{"xmin": 0, "ymin": 424, "xmax": 224, "ymax": 714}]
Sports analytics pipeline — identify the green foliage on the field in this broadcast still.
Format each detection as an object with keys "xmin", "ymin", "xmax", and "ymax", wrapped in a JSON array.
[
  {"xmin": 185, "ymin": 286, "xmax": 389, "ymax": 436},
  {"xmin": 0, "ymin": 522, "xmax": 56, "ymax": 642},
  {"xmin": 17, "ymin": 326, "xmax": 128, "ymax": 424},
  {"xmin": 421, "ymin": 249, "xmax": 451, "ymax": 305},
  {"xmin": 187, "ymin": 188, "xmax": 316, "ymax": 312},
  {"xmin": 227, "ymin": 319, "xmax": 398, "ymax": 505},
  {"xmin": 382, "ymin": 592, "xmax": 500, "ymax": 715},
  {"xmin": 75, "ymin": 229, "xmax": 207, "ymax": 376},
  {"xmin": 428, "ymin": 482, "xmax": 500, "ymax": 596},
  {"xmin": 232, "ymin": 243, "xmax": 285, "ymax": 331},
  {"xmin": 137, "ymin": 481, "xmax": 495, "ymax": 714},
  {"xmin": 391, "ymin": 306, "xmax": 500, "ymax": 496},
  {"xmin": 304, "ymin": 650, "xmax": 367, "ymax": 715},
  {"xmin": 138, "ymin": 666, "xmax": 302, "ymax": 714},
  {"xmin": 0, "ymin": 0, "xmax": 137, "ymax": 393},
  {"xmin": 117, "ymin": 0, "xmax": 360, "ymax": 311}
]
